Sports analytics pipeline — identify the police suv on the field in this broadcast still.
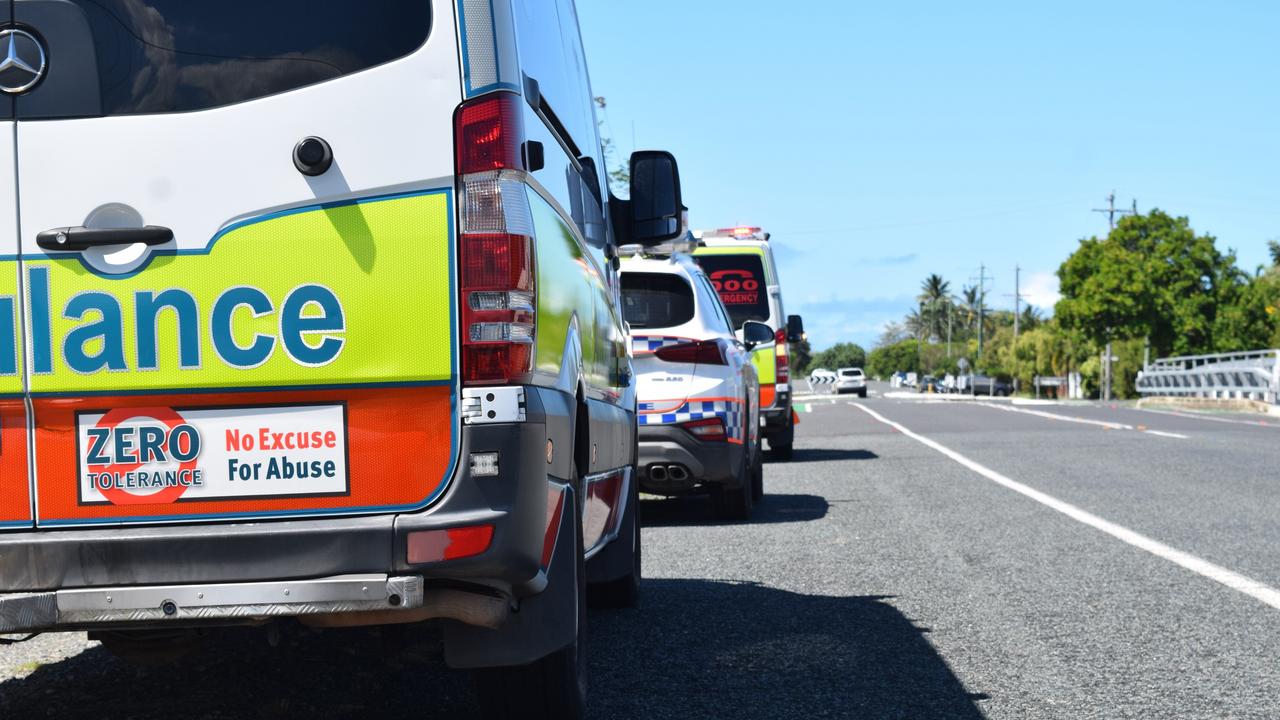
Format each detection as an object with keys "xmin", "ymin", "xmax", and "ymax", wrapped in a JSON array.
[
  {"xmin": 621, "ymin": 240, "xmax": 771, "ymax": 520},
  {"xmin": 0, "ymin": 2, "xmax": 682, "ymax": 717}
]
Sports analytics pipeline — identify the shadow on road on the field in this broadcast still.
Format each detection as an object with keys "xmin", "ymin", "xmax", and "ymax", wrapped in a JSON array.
[
  {"xmin": 640, "ymin": 493, "xmax": 830, "ymax": 527},
  {"xmin": 591, "ymin": 580, "xmax": 988, "ymax": 719},
  {"xmin": 0, "ymin": 582, "xmax": 987, "ymax": 720},
  {"xmin": 0, "ymin": 625, "xmax": 477, "ymax": 719},
  {"xmin": 773, "ymin": 448, "xmax": 879, "ymax": 464},
  {"xmin": 0, "ymin": 579, "xmax": 988, "ymax": 712}
]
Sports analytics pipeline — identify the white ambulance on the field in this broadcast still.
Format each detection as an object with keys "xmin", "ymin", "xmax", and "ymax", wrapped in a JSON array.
[{"xmin": 0, "ymin": 2, "xmax": 686, "ymax": 717}]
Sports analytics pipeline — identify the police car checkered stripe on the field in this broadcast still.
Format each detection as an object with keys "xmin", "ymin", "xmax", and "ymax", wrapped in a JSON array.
[
  {"xmin": 638, "ymin": 399, "xmax": 746, "ymax": 441},
  {"xmin": 631, "ymin": 335, "xmax": 694, "ymax": 353}
]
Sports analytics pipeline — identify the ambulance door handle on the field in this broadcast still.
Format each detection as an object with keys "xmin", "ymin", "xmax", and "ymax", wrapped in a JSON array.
[{"xmin": 36, "ymin": 226, "xmax": 174, "ymax": 252}]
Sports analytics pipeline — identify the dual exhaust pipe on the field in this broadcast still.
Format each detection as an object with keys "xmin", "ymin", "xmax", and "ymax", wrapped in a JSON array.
[{"xmin": 647, "ymin": 464, "xmax": 690, "ymax": 483}]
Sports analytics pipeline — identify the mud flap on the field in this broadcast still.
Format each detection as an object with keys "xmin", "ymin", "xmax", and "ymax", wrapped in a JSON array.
[
  {"xmin": 585, "ymin": 473, "xmax": 637, "ymax": 585},
  {"xmin": 443, "ymin": 486, "xmax": 580, "ymax": 670}
]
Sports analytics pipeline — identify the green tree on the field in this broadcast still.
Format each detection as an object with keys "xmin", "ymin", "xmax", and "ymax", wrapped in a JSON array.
[
  {"xmin": 878, "ymin": 321, "xmax": 909, "ymax": 347},
  {"xmin": 809, "ymin": 342, "xmax": 867, "ymax": 373},
  {"xmin": 1213, "ymin": 268, "xmax": 1280, "ymax": 351},
  {"xmin": 1056, "ymin": 209, "xmax": 1241, "ymax": 357},
  {"xmin": 867, "ymin": 339, "xmax": 919, "ymax": 378},
  {"xmin": 791, "ymin": 337, "xmax": 813, "ymax": 375},
  {"xmin": 1018, "ymin": 305, "xmax": 1043, "ymax": 332},
  {"xmin": 958, "ymin": 285, "xmax": 980, "ymax": 337},
  {"xmin": 917, "ymin": 274, "xmax": 952, "ymax": 341}
]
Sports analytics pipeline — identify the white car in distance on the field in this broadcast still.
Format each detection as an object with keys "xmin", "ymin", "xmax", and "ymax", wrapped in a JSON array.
[{"xmin": 835, "ymin": 367, "xmax": 868, "ymax": 397}]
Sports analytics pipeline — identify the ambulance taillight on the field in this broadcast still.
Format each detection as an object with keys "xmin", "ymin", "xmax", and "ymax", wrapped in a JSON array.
[
  {"xmin": 455, "ymin": 93, "xmax": 537, "ymax": 385},
  {"xmin": 774, "ymin": 329, "xmax": 790, "ymax": 385}
]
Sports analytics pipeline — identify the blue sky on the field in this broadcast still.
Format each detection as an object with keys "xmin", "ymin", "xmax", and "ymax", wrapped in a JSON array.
[{"xmin": 577, "ymin": 1, "xmax": 1280, "ymax": 350}]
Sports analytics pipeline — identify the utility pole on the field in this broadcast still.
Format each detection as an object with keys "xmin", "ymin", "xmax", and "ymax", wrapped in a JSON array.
[
  {"xmin": 916, "ymin": 300, "xmax": 924, "ymax": 372},
  {"xmin": 1102, "ymin": 342, "xmax": 1114, "ymax": 402},
  {"xmin": 1005, "ymin": 266, "xmax": 1029, "ymax": 341},
  {"xmin": 1092, "ymin": 191, "xmax": 1137, "ymax": 231},
  {"xmin": 970, "ymin": 265, "xmax": 994, "ymax": 362},
  {"xmin": 947, "ymin": 299, "xmax": 954, "ymax": 359},
  {"xmin": 1012, "ymin": 266, "xmax": 1026, "ymax": 394}
]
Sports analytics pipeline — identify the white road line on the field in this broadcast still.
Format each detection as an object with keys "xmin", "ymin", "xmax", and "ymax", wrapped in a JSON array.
[
  {"xmin": 978, "ymin": 402, "xmax": 1188, "ymax": 438},
  {"xmin": 850, "ymin": 402, "xmax": 1280, "ymax": 611},
  {"xmin": 1136, "ymin": 406, "xmax": 1279, "ymax": 428},
  {"xmin": 977, "ymin": 402, "xmax": 1133, "ymax": 430},
  {"xmin": 1143, "ymin": 430, "xmax": 1190, "ymax": 439}
]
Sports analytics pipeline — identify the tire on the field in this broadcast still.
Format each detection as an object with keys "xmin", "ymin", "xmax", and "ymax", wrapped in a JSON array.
[
  {"xmin": 857, "ymin": 388, "xmax": 867, "ymax": 398},
  {"xmin": 711, "ymin": 441, "xmax": 754, "ymax": 521},
  {"xmin": 750, "ymin": 442, "xmax": 764, "ymax": 503},
  {"xmin": 476, "ymin": 474, "xmax": 587, "ymax": 719},
  {"xmin": 587, "ymin": 469, "xmax": 641, "ymax": 609},
  {"xmin": 767, "ymin": 418, "xmax": 794, "ymax": 461}
]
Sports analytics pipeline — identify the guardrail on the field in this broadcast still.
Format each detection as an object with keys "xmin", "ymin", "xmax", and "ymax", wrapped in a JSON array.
[{"xmin": 1135, "ymin": 349, "xmax": 1280, "ymax": 404}]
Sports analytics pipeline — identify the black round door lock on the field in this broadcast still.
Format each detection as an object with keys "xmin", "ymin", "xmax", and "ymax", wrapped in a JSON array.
[{"xmin": 293, "ymin": 136, "xmax": 334, "ymax": 176}]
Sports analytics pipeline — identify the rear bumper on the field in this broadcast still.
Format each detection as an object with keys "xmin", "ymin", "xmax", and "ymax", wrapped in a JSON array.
[
  {"xmin": 0, "ymin": 386, "xmax": 582, "ymax": 642},
  {"xmin": 637, "ymin": 425, "xmax": 739, "ymax": 492},
  {"xmin": 761, "ymin": 403, "xmax": 791, "ymax": 428}
]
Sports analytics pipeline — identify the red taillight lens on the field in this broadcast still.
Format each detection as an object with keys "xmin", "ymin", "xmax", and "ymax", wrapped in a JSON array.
[
  {"xmin": 456, "ymin": 93, "xmax": 536, "ymax": 386},
  {"xmin": 774, "ymin": 329, "xmax": 790, "ymax": 383},
  {"xmin": 455, "ymin": 93, "xmax": 524, "ymax": 175},
  {"xmin": 462, "ymin": 233, "xmax": 533, "ymax": 292},
  {"xmin": 407, "ymin": 524, "xmax": 495, "ymax": 564},
  {"xmin": 682, "ymin": 417, "xmax": 727, "ymax": 442},
  {"xmin": 655, "ymin": 340, "xmax": 727, "ymax": 365}
]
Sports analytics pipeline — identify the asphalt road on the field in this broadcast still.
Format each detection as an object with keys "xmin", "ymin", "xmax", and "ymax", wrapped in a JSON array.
[{"xmin": 3, "ymin": 390, "xmax": 1279, "ymax": 718}]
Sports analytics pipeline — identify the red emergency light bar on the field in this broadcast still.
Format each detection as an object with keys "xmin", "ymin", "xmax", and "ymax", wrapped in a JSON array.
[{"xmin": 703, "ymin": 226, "xmax": 770, "ymax": 241}]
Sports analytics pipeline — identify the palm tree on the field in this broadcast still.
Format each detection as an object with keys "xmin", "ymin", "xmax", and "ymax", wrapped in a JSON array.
[
  {"xmin": 919, "ymin": 274, "xmax": 951, "ymax": 304},
  {"xmin": 959, "ymin": 285, "xmax": 981, "ymax": 336},
  {"xmin": 1019, "ymin": 305, "xmax": 1043, "ymax": 332},
  {"xmin": 918, "ymin": 274, "xmax": 951, "ymax": 342}
]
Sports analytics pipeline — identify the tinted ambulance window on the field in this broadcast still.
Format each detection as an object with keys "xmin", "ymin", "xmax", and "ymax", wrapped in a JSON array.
[
  {"xmin": 621, "ymin": 273, "xmax": 695, "ymax": 329},
  {"xmin": 693, "ymin": 254, "xmax": 771, "ymax": 327},
  {"xmin": 26, "ymin": 1, "xmax": 431, "ymax": 117}
]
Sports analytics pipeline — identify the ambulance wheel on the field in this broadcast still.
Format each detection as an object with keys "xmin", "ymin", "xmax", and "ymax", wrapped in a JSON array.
[
  {"xmin": 768, "ymin": 420, "xmax": 795, "ymax": 461},
  {"xmin": 476, "ymin": 475, "xmax": 587, "ymax": 720}
]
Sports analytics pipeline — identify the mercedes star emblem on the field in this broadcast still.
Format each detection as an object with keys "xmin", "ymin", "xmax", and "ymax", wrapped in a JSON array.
[{"xmin": 0, "ymin": 28, "xmax": 46, "ymax": 95}]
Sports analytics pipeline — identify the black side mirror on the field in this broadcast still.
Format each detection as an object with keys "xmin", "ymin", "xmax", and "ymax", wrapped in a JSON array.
[
  {"xmin": 628, "ymin": 150, "xmax": 683, "ymax": 245},
  {"xmin": 786, "ymin": 314, "xmax": 805, "ymax": 343},
  {"xmin": 742, "ymin": 320, "xmax": 774, "ymax": 350}
]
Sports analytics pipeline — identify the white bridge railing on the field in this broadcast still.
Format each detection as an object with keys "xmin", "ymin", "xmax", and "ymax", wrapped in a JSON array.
[{"xmin": 1135, "ymin": 349, "xmax": 1280, "ymax": 404}]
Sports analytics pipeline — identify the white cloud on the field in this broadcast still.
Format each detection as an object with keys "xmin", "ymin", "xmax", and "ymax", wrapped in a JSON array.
[{"xmin": 1021, "ymin": 271, "xmax": 1061, "ymax": 310}]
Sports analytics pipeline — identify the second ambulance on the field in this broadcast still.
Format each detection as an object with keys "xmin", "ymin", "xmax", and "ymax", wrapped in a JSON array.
[{"xmin": 694, "ymin": 228, "xmax": 803, "ymax": 460}]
